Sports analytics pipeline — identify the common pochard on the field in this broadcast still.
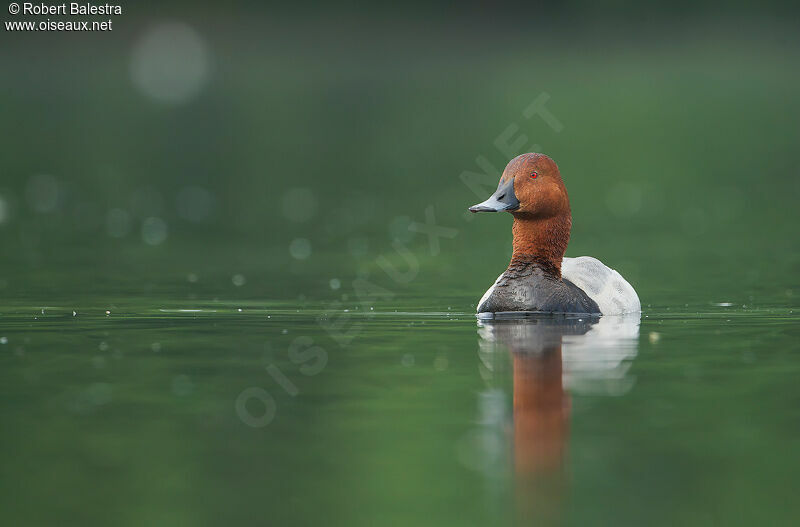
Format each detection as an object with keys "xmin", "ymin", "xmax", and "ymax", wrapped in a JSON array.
[{"xmin": 469, "ymin": 153, "xmax": 640, "ymax": 316}]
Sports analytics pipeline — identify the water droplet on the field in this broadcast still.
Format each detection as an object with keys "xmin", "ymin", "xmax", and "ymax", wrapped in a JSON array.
[
  {"xmin": 232, "ymin": 274, "xmax": 246, "ymax": 287},
  {"xmin": 329, "ymin": 278, "xmax": 341, "ymax": 290}
]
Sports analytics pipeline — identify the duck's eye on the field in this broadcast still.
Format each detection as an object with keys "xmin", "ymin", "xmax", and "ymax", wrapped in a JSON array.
[{"xmin": 530, "ymin": 171, "xmax": 538, "ymax": 179}]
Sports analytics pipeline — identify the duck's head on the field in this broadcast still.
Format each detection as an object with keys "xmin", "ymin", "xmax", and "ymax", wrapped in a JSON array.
[{"xmin": 469, "ymin": 153, "xmax": 569, "ymax": 219}]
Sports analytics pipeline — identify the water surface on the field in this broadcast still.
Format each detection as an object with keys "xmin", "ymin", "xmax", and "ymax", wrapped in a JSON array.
[{"xmin": 1, "ymin": 296, "xmax": 797, "ymax": 526}]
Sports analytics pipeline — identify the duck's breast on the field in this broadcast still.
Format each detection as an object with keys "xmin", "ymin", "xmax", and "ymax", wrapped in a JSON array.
[
  {"xmin": 561, "ymin": 256, "xmax": 640, "ymax": 315},
  {"xmin": 478, "ymin": 273, "xmax": 504, "ymax": 311}
]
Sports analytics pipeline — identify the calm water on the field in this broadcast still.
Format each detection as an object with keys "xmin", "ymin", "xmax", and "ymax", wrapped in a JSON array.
[{"xmin": 1, "ymin": 294, "xmax": 797, "ymax": 526}]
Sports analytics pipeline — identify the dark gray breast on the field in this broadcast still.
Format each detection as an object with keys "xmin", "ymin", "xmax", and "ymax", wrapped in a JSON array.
[{"xmin": 477, "ymin": 265, "xmax": 601, "ymax": 315}]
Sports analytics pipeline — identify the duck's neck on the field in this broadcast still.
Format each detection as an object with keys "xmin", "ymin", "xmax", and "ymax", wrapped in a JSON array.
[{"xmin": 509, "ymin": 214, "xmax": 571, "ymax": 279}]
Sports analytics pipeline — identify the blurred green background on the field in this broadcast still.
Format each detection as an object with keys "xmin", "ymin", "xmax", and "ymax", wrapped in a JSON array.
[
  {"xmin": 1, "ymin": 3, "xmax": 798, "ymax": 308},
  {"xmin": 1, "ymin": 3, "xmax": 799, "ymax": 526}
]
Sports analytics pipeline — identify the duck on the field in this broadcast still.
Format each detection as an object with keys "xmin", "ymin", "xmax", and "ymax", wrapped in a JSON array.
[{"xmin": 469, "ymin": 153, "xmax": 640, "ymax": 316}]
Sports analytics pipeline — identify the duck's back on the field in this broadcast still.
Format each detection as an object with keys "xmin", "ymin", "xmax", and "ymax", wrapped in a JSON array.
[
  {"xmin": 477, "ymin": 263, "xmax": 600, "ymax": 315},
  {"xmin": 561, "ymin": 256, "xmax": 640, "ymax": 315}
]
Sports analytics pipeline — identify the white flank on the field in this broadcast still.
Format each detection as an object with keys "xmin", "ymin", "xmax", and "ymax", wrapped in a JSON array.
[{"xmin": 561, "ymin": 256, "xmax": 640, "ymax": 315}]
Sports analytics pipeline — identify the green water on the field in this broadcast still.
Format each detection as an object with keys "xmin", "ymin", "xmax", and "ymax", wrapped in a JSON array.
[
  {"xmin": 1, "ymin": 11, "xmax": 800, "ymax": 527},
  {"xmin": 1, "ymin": 299, "xmax": 797, "ymax": 526}
]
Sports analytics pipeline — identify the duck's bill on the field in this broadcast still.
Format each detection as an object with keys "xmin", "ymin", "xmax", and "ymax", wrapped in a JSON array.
[{"xmin": 469, "ymin": 176, "xmax": 520, "ymax": 213}]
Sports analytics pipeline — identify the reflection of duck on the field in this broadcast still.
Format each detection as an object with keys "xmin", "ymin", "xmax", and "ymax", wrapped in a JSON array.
[
  {"xmin": 469, "ymin": 153, "xmax": 640, "ymax": 316},
  {"xmin": 476, "ymin": 315, "xmax": 640, "ymax": 524}
]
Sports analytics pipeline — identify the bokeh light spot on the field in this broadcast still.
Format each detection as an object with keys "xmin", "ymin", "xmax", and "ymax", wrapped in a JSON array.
[
  {"xmin": 141, "ymin": 217, "xmax": 168, "ymax": 245},
  {"xmin": 289, "ymin": 238, "xmax": 312, "ymax": 260},
  {"xmin": 130, "ymin": 22, "xmax": 210, "ymax": 104}
]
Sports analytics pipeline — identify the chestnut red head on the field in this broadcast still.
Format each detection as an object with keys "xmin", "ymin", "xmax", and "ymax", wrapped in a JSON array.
[{"xmin": 469, "ymin": 153, "xmax": 569, "ymax": 219}]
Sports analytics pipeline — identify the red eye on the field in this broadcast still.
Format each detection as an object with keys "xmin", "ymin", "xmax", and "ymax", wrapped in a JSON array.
[{"xmin": 530, "ymin": 171, "xmax": 538, "ymax": 179}]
